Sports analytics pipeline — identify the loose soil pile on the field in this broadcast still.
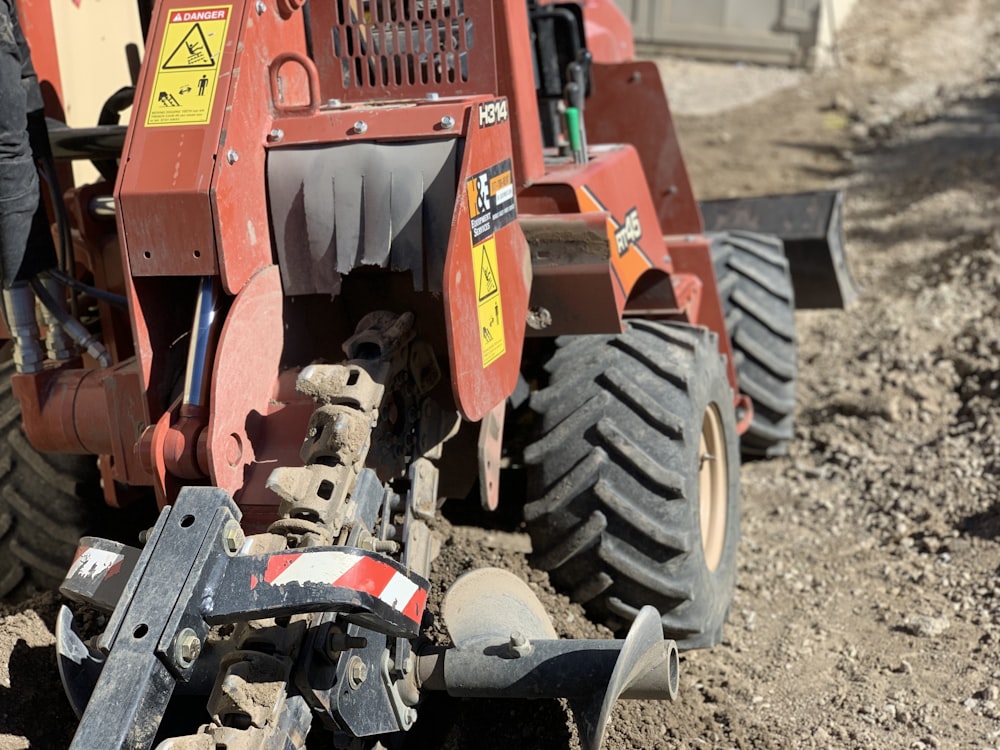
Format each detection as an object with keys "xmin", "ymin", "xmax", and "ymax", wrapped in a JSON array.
[{"xmin": 3, "ymin": 0, "xmax": 1000, "ymax": 747}]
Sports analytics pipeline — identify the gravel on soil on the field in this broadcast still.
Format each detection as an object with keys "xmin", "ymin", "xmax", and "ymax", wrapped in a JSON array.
[{"xmin": 3, "ymin": 0, "xmax": 1000, "ymax": 747}]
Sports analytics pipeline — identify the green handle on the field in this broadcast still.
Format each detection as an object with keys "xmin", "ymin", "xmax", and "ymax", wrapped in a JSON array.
[{"xmin": 565, "ymin": 107, "xmax": 582, "ymax": 153}]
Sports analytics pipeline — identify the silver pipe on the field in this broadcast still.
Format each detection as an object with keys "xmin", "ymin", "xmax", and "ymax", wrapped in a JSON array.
[
  {"xmin": 182, "ymin": 276, "xmax": 220, "ymax": 408},
  {"xmin": 2, "ymin": 284, "xmax": 45, "ymax": 373},
  {"xmin": 88, "ymin": 195, "xmax": 116, "ymax": 218},
  {"xmin": 37, "ymin": 275, "xmax": 76, "ymax": 361},
  {"xmin": 416, "ymin": 637, "xmax": 678, "ymax": 701},
  {"xmin": 30, "ymin": 278, "xmax": 111, "ymax": 367}
]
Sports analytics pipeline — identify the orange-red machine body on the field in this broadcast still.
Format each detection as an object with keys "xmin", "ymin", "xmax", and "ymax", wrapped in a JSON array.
[{"xmin": 12, "ymin": 0, "xmax": 744, "ymax": 529}]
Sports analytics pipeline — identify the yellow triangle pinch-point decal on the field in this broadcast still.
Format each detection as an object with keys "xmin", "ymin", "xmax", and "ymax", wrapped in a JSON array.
[
  {"xmin": 471, "ymin": 236, "xmax": 506, "ymax": 367},
  {"xmin": 477, "ymin": 244, "xmax": 499, "ymax": 302},
  {"xmin": 163, "ymin": 23, "xmax": 216, "ymax": 68},
  {"xmin": 145, "ymin": 6, "xmax": 232, "ymax": 127}
]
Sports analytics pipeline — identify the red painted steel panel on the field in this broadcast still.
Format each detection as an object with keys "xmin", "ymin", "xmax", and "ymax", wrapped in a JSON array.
[
  {"xmin": 206, "ymin": 265, "xmax": 284, "ymax": 496},
  {"xmin": 117, "ymin": 1, "xmax": 241, "ymax": 279},
  {"xmin": 580, "ymin": 0, "xmax": 636, "ymax": 63},
  {"xmin": 493, "ymin": 0, "xmax": 545, "ymax": 186},
  {"xmin": 586, "ymin": 61, "xmax": 703, "ymax": 237},
  {"xmin": 519, "ymin": 147, "xmax": 739, "ymax": 396},
  {"xmin": 11, "ymin": 361, "xmax": 153, "ymax": 486},
  {"xmin": 444, "ymin": 104, "xmax": 531, "ymax": 422},
  {"xmin": 116, "ymin": 0, "xmax": 308, "ymax": 443},
  {"xmin": 270, "ymin": 100, "xmax": 471, "ymax": 146},
  {"xmin": 522, "ymin": 212, "xmax": 624, "ymax": 337},
  {"xmin": 234, "ymin": 370, "xmax": 314, "ymax": 532},
  {"xmin": 523, "ymin": 144, "xmax": 673, "ymax": 310},
  {"xmin": 117, "ymin": 1, "xmax": 310, "ymax": 293},
  {"xmin": 211, "ymin": 4, "xmax": 309, "ymax": 295}
]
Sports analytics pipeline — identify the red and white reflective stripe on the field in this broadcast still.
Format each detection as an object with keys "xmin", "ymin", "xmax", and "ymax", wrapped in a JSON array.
[
  {"xmin": 67, "ymin": 546, "xmax": 125, "ymax": 581},
  {"xmin": 262, "ymin": 551, "xmax": 426, "ymax": 624},
  {"xmin": 264, "ymin": 551, "xmax": 357, "ymax": 587}
]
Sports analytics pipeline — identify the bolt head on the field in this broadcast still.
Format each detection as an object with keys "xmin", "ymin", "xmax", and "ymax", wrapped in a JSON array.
[
  {"xmin": 353, "ymin": 120, "xmax": 368, "ymax": 135},
  {"xmin": 226, "ymin": 149, "xmax": 239, "ymax": 165},
  {"xmin": 347, "ymin": 655, "xmax": 369, "ymax": 689},
  {"xmin": 402, "ymin": 652, "xmax": 415, "ymax": 675},
  {"xmin": 222, "ymin": 521, "xmax": 245, "ymax": 555},
  {"xmin": 255, "ymin": 0, "xmax": 266, "ymax": 13},
  {"xmin": 526, "ymin": 307, "xmax": 552, "ymax": 331},
  {"xmin": 508, "ymin": 631, "xmax": 532, "ymax": 657},
  {"xmin": 174, "ymin": 629, "xmax": 202, "ymax": 667},
  {"xmin": 267, "ymin": 128, "xmax": 284, "ymax": 143},
  {"xmin": 440, "ymin": 115, "xmax": 455, "ymax": 130}
]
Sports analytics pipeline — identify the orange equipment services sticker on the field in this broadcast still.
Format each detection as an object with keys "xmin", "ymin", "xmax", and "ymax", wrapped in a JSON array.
[{"xmin": 145, "ymin": 6, "xmax": 232, "ymax": 127}]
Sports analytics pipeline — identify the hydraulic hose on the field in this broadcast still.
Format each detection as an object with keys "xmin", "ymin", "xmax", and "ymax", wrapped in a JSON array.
[
  {"xmin": 47, "ymin": 268, "xmax": 127, "ymax": 310},
  {"xmin": 30, "ymin": 276, "xmax": 111, "ymax": 367}
]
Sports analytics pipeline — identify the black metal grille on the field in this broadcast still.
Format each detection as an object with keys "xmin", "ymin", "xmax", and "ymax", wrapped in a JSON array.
[{"xmin": 312, "ymin": 0, "xmax": 496, "ymax": 101}]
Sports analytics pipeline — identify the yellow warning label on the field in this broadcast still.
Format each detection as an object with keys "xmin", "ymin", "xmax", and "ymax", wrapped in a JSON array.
[
  {"xmin": 145, "ymin": 6, "xmax": 232, "ymax": 128},
  {"xmin": 472, "ymin": 237, "xmax": 505, "ymax": 367}
]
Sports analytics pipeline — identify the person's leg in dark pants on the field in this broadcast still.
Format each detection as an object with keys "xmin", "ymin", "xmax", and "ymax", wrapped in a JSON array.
[{"xmin": 0, "ymin": 0, "xmax": 39, "ymax": 287}]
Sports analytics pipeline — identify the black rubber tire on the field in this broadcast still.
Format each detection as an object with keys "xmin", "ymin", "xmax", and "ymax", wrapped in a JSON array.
[
  {"xmin": 0, "ymin": 356, "xmax": 134, "ymax": 602},
  {"xmin": 524, "ymin": 321, "xmax": 740, "ymax": 650},
  {"xmin": 709, "ymin": 231, "xmax": 798, "ymax": 458}
]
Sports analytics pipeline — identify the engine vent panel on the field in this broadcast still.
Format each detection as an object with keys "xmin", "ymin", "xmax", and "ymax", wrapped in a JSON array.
[{"xmin": 311, "ymin": 0, "xmax": 497, "ymax": 102}]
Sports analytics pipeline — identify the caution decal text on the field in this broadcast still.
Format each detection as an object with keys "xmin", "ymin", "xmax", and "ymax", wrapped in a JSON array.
[
  {"xmin": 145, "ymin": 5, "xmax": 232, "ymax": 127},
  {"xmin": 472, "ymin": 236, "xmax": 506, "ymax": 367}
]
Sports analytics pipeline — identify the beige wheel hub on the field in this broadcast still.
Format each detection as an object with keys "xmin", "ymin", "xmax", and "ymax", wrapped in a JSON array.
[{"xmin": 699, "ymin": 404, "xmax": 728, "ymax": 572}]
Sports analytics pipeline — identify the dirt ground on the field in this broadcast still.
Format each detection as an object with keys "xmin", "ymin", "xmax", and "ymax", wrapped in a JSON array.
[{"xmin": 3, "ymin": 0, "xmax": 1000, "ymax": 747}]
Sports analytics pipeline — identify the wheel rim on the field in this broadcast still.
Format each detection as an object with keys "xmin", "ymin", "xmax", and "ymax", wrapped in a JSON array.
[{"xmin": 699, "ymin": 403, "xmax": 728, "ymax": 572}]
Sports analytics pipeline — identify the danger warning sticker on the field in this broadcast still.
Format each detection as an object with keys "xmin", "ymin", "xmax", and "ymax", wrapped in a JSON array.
[
  {"xmin": 145, "ymin": 6, "xmax": 232, "ymax": 127},
  {"xmin": 466, "ymin": 159, "xmax": 516, "ymax": 244},
  {"xmin": 472, "ymin": 236, "xmax": 506, "ymax": 367}
]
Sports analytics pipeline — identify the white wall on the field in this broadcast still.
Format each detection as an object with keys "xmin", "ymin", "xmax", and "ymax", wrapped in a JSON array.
[
  {"xmin": 51, "ymin": 0, "xmax": 143, "ymax": 184},
  {"xmin": 814, "ymin": 0, "xmax": 860, "ymax": 68}
]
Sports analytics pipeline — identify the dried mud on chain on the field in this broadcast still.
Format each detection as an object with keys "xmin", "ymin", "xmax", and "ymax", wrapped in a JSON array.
[{"xmin": 4, "ymin": 0, "xmax": 1000, "ymax": 747}]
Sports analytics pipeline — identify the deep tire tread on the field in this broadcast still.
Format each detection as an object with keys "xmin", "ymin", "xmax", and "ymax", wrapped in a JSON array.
[
  {"xmin": 732, "ymin": 327, "xmax": 796, "ymax": 380},
  {"xmin": 597, "ymin": 536, "xmax": 693, "ymax": 601},
  {"xmin": 571, "ymin": 573, "xmax": 613, "ymax": 604},
  {"xmin": 710, "ymin": 231, "xmax": 798, "ymax": 457},
  {"xmin": 523, "ymin": 448, "xmax": 607, "ymax": 522},
  {"xmin": 598, "ymin": 367, "xmax": 685, "ymax": 439},
  {"xmin": 594, "ymin": 418, "xmax": 686, "ymax": 498},
  {"xmin": 730, "ymin": 288, "xmax": 796, "ymax": 340},
  {"xmin": 525, "ymin": 321, "xmax": 741, "ymax": 650},
  {"xmin": 532, "ymin": 510, "xmax": 607, "ymax": 571},
  {"xmin": 592, "ymin": 479, "xmax": 689, "ymax": 552}
]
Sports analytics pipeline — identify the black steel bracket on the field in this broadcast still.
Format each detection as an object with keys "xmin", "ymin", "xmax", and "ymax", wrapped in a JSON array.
[{"xmin": 60, "ymin": 486, "xmax": 429, "ymax": 750}]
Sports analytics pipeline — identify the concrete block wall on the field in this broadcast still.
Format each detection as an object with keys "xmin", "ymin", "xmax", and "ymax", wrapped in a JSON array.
[{"xmin": 616, "ymin": 0, "xmax": 859, "ymax": 68}]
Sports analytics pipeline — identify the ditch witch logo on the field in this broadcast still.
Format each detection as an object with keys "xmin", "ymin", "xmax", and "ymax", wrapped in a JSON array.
[
  {"xmin": 614, "ymin": 207, "xmax": 642, "ymax": 256},
  {"xmin": 467, "ymin": 159, "xmax": 516, "ymax": 243}
]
